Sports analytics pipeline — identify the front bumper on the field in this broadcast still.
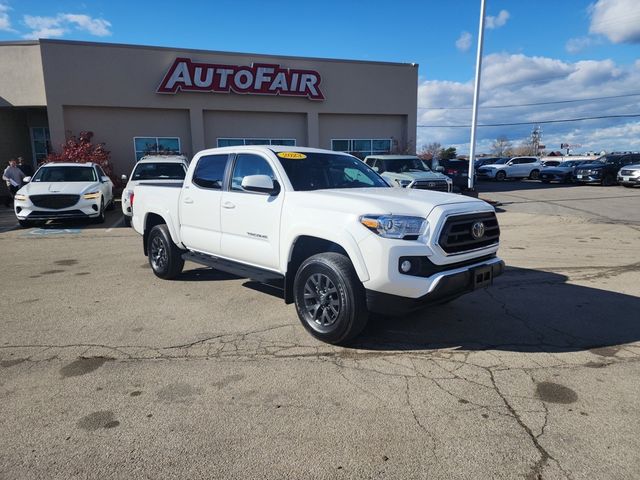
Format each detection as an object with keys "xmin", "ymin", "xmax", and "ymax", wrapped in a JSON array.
[
  {"xmin": 15, "ymin": 199, "xmax": 101, "ymax": 221},
  {"xmin": 617, "ymin": 175, "xmax": 640, "ymax": 186},
  {"xmin": 366, "ymin": 258, "xmax": 505, "ymax": 316},
  {"xmin": 574, "ymin": 173, "xmax": 602, "ymax": 183}
]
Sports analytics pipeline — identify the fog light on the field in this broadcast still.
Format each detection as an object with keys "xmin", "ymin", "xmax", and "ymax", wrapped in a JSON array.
[
  {"xmin": 91, "ymin": 204, "xmax": 98, "ymax": 211},
  {"xmin": 16, "ymin": 206, "xmax": 22, "ymax": 213},
  {"xmin": 400, "ymin": 260, "xmax": 412, "ymax": 273}
]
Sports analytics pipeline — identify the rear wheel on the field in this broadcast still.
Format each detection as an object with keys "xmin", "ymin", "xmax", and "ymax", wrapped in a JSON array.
[
  {"xmin": 529, "ymin": 169, "xmax": 540, "ymax": 180},
  {"xmin": 147, "ymin": 224, "xmax": 184, "ymax": 279},
  {"xmin": 293, "ymin": 252, "xmax": 369, "ymax": 345},
  {"xmin": 495, "ymin": 170, "xmax": 506, "ymax": 181}
]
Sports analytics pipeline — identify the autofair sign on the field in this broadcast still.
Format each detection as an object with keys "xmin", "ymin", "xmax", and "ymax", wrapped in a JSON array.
[{"xmin": 157, "ymin": 58, "xmax": 324, "ymax": 100}]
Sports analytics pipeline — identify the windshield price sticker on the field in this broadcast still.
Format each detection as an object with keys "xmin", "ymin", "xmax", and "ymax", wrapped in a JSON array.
[{"xmin": 277, "ymin": 152, "xmax": 307, "ymax": 160}]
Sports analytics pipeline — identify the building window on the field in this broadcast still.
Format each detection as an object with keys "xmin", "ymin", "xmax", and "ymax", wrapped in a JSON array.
[
  {"xmin": 30, "ymin": 127, "xmax": 50, "ymax": 165},
  {"xmin": 331, "ymin": 139, "xmax": 392, "ymax": 159},
  {"xmin": 217, "ymin": 138, "xmax": 296, "ymax": 148},
  {"xmin": 134, "ymin": 137, "xmax": 181, "ymax": 161}
]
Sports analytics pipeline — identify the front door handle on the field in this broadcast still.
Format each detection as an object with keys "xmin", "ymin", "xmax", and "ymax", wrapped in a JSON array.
[
  {"xmin": 183, "ymin": 197, "xmax": 194, "ymax": 204},
  {"xmin": 222, "ymin": 201, "xmax": 235, "ymax": 209}
]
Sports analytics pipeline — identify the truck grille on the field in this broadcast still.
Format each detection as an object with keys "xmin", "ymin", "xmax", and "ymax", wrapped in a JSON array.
[
  {"xmin": 438, "ymin": 212, "xmax": 500, "ymax": 254},
  {"xmin": 412, "ymin": 180, "xmax": 449, "ymax": 192},
  {"xmin": 30, "ymin": 194, "xmax": 80, "ymax": 209}
]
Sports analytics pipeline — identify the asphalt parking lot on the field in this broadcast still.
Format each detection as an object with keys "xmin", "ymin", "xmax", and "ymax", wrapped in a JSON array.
[{"xmin": 1, "ymin": 183, "xmax": 639, "ymax": 479}]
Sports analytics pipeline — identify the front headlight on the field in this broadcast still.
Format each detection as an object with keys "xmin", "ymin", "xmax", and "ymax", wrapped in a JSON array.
[
  {"xmin": 82, "ymin": 191, "xmax": 101, "ymax": 199},
  {"xmin": 396, "ymin": 179, "xmax": 412, "ymax": 188},
  {"xmin": 14, "ymin": 194, "xmax": 28, "ymax": 201},
  {"xmin": 360, "ymin": 215, "xmax": 427, "ymax": 239}
]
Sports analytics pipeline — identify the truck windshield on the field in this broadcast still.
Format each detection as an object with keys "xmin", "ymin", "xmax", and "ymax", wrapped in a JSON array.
[
  {"xmin": 33, "ymin": 166, "xmax": 97, "ymax": 182},
  {"xmin": 132, "ymin": 163, "xmax": 186, "ymax": 180},
  {"xmin": 383, "ymin": 158, "xmax": 429, "ymax": 173},
  {"xmin": 276, "ymin": 152, "xmax": 388, "ymax": 191}
]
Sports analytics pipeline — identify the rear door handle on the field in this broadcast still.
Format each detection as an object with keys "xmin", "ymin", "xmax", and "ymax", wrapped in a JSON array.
[
  {"xmin": 222, "ymin": 201, "xmax": 235, "ymax": 209},
  {"xmin": 183, "ymin": 197, "xmax": 194, "ymax": 204}
]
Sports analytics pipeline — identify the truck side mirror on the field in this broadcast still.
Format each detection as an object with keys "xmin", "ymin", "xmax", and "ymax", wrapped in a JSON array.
[
  {"xmin": 372, "ymin": 166, "xmax": 379, "ymax": 172},
  {"xmin": 435, "ymin": 166, "xmax": 445, "ymax": 173},
  {"xmin": 241, "ymin": 175, "xmax": 279, "ymax": 195},
  {"xmin": 121, "ymin": 174, "xmax": 128, "ymax": 182},
  {"xmin": 23, "ymin": 176, "xmax": 31, "ymax": 183}
]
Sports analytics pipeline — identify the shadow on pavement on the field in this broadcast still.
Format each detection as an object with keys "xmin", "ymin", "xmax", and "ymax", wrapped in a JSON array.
[{"xmin": 351, "ymin": 266, "xmax": 640, "ymax": 353}]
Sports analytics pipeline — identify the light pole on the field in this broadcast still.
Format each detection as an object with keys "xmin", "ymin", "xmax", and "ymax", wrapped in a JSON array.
[{"xmin": 467, "ymin": 0, "xmax": 486, "ymax": 193}]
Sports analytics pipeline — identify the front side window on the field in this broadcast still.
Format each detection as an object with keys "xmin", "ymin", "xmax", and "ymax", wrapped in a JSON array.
[
  {"xmin": 132, "ymin": 163, "xmax": 187, "ymax": 181},
  {"xmin": 276, "ymin": 152, "xmax": 387, "ymax": 191},
  {"xmin": 192, "ymin": 154, "xmax": 228, "ymax": 189},
  {"xmin": 231, "ymin": 154, "xmax": 276, "ymax": 191},
  {"xmin": 33, "ymin": 166, "xmax": 97, "ymax": 182},
  {"xmin": 134, "ymin": 137, "xmax": 181, "ymax": 161}
]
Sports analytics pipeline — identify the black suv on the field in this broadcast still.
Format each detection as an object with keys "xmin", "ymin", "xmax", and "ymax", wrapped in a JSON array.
[{"xmin": 574, "ymin": 153, "xmax": 640, "ymax": 186}]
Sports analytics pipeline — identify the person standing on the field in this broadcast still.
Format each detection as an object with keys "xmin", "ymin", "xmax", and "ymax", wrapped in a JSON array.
[
  {"xmin": 3, "ymin": 159, "xmax": 25, "ymax": 207},
  {"xmin": 16, "ymin": 156, "xmax": 34, "ymax": 177}
]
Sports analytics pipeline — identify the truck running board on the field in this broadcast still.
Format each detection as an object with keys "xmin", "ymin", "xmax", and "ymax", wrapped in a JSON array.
[{"xmin": 182, "ymin": 251, "xmax": 284, "ymax": 288}]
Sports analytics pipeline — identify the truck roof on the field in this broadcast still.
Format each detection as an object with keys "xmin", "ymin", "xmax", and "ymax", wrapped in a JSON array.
[
  {"xmin": 194, "ymin": 145, "xmax": 353, "ymax": 157},
  {"xmin": 364, "ymin": 155, "xmax": 419, "ymax": 160}
]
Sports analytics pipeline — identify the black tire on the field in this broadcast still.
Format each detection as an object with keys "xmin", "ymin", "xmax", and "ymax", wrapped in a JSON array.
[
  {"xmin": 495, "ymin": 170, "xmax": 506, "ymax": 181},
  {"xmin": 106, "ymin": 198, "xmax": 115, "ymax": 211},
  {"xmin": 293, "ymin": 252, "xmax": 368, "ymax": 345},
  {"xmin": 18, "ymin": 219, "xmax": 32, "ymax": 228},
  {"xmin": 147, "ymin": 224, "xmax": 184, "ymax": 279},
  {"xmin": 93, "ymin": 200, "xmax": 105, "ymax": 224},
  {"xmin": 602, "ymin": 174, "xmax": 616, "ymax": 186},
  {"xmin": 123, "ymin": 215, "xmax": 131, "ymax": 227},
  {"xmin": 529, "ymin": 169, "xmax": 540, "ymax": 180}
]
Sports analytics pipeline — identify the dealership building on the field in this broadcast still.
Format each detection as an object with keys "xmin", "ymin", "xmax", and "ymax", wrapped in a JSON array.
[{"xmin": 0, "ymin": 39, "xmax": 417, "ymax": 181}]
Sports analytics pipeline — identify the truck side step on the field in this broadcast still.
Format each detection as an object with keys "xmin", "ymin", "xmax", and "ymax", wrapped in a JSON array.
[{"xmin": 182, "ymin": 251, "xmax": 284, "ymax": 288}]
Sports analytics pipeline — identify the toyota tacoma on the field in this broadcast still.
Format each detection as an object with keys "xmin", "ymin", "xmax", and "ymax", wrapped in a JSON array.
[{"xmin": 132, "ymin": 146, "xmax": 504, "ymax": 344}]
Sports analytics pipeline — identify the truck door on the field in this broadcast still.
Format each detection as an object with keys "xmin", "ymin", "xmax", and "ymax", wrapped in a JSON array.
[
  {"xmin": 220, "ymin": 153, "xmax": 284, "ymax": 270},
  {"xmin": 179, "ymin": 153, "xmax": 229, "ymax": 255}
]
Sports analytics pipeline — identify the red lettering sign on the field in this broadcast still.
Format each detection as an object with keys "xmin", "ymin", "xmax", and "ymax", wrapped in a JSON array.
[{"xmin": 157, "ymin": 58, "xmax": 324, "ymax": 100}]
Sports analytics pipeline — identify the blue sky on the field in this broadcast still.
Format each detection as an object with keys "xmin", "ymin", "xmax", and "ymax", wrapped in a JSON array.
[{"xmin": 1, "ymin": 0, "xmax": 640, "ymax": 153}]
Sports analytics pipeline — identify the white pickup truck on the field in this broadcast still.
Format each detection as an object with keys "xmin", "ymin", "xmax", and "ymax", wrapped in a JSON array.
[{"xmin": 132, "ymin": 146, "xmax": 504, "ymax": 344}]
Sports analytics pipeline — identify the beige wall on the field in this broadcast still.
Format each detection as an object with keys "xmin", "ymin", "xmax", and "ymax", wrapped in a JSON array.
[
  {"xmin": 318, "ymin": 114, "xmax": 407, "ymax": 151},
  {"xmin": 0, "ymin": 44, "xmax": 46, "ymax": 107},
  {"xmin": 204, "ymin": 111, "xmax": 307, "ymax": 148},
  {"xmin": 62, "ymin": 106, "xmax": 191, "ymax": 174}
]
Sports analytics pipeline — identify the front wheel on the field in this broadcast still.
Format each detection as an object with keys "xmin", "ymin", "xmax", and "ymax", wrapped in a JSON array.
[
  {"xmin": 293, "ymin": 252, "xmax": 369, "ymax": 345},
  {"xmin": 18, "ymin": 219, "xmax": 32, "ymax": 228},
  {"xmin": 602, "ymin": 174, "xmax": 616, "ymax": 186},
  {"xmin": 93, "ymin": 199, "xmax": 105, "ymax": 224},
  {"xmin": 495, "ymin": 170, "xmax": 506, "ymax": 181},
  {"xmin": 147, "ymin": 224, "xmax": 184, "ymax": 279},
  {"xmin": 529, "ymin": 169, "xmax": 540, "ymax": 180}
]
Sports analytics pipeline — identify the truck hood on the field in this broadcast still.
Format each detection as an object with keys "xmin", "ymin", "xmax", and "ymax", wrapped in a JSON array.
[
  {"xmin": 19, "ymin": 181, "xmax": 101, "ymax": 196},
  {"xmin": 383, "ymin": 170, "xmax": 449, "ymax": 183},
  {"xmin": 289, "ymin": 187, "xmax": 490, "ymax": 217}
]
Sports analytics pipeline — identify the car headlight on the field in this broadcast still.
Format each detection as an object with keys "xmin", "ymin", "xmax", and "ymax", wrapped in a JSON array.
[
  {"xmin": 14, "ymin": 194, "xmax": 28, "ymax": 201},
  {"xmin": 396, "ymin": 179, "xmax": 412, "ymax": 187},
  {"xmin": 360, "ymin": 214, "xmax": 427, "ymax": 239},
  {"xmin": 82, "ymin": 191, "xmax": 101, "ymax": 199}
]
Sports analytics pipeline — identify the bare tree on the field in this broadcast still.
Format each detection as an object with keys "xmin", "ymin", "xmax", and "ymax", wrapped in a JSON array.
[
  {"xmin": 418, "ymin": 142, "xmax": 441, "ymax": 160},
  {"xmin": 491, "ymin": 136, "xmax": 512, "ymax": 157}
]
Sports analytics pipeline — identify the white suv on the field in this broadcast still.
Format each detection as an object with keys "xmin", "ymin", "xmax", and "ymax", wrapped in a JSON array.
[
  {"xmin": 476, "ymin": 156, "xmax": 542, "ymax": 181},
  {"xmin": 121, "ymin": 155, "xmax": 189, "ymax": 226}
]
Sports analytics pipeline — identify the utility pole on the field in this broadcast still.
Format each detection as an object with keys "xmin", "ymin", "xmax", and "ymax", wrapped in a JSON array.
[{"xmin": 467, "ymin": 0, "xmax": 486, "ymax": 194}]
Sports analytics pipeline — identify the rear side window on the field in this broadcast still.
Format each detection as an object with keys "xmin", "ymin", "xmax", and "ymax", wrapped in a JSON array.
[{"xmin": 192, "ymin": 154, "xmax": 228, "ymax": 189}]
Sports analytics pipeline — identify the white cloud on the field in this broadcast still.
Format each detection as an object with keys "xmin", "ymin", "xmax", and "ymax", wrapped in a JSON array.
[
  {"xmin": 455, "ymin": 31, "xmax": 472, "ymax": 52},
  {"xmin": 0, "ymin": 3, "xmax": 15, "ymax": 32},
  {"xmin": 566, "ymin": 36, "xmax": 595, "ymax": 54},
  {"xmin": 417, "ymin": 53, "xmax": 640, "ymax": 154},
  {"xmin": 589, "ymin": 0, "xmax": 640, "ymax": 44},
  {"xmin": 22, "ymin": 12, "xmax": 111, "ymax": 39},
  {"xmin": 485, "ymin": 10, "xmax": 510, "ymax": 30}
]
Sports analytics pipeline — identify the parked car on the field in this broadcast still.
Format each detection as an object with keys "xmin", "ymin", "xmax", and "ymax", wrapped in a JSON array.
[
  {"xmin": 574, "ymin": 153, "xmax": 640, "ymax": 186},
  {"xmin": 475, "ymin": 157, "xmax": 508, "ymax": 168},
  {"xmin": 539, "ymin": 160, "xmax": 590, "ymax": 184},
  {"xmin": 541, "ymin": 159, "xmax": 561, "ymax": 168},
  {"xmin": 617, "ymin": 164, "xmax": 640, "ymax": 188},
  {"xmin": 363, "ymin": 155, "xmax": 452, "ymax": 193},
  {"xmin": 476, "ymin": 156, "xmax": 542, "ymax": 181},
  {"xmin": 14, "ymin": 162, "xmax": 114, "ymax": 227},
  {"xmin": 131, "ymin": 146, "xmax": 504, "ymax": 345},
  {"xmin": 121, "ymin": 154, "xmax": 189, "ymax": 226},
  {"xmin": 425, "ymin": 158, "xmax": 473, "ymax": 191}
]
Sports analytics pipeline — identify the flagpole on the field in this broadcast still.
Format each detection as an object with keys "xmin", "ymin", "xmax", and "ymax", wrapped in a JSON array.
[{"xmin": 467, "ymin": 0, "xmax": 486, "ymax": 193}]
